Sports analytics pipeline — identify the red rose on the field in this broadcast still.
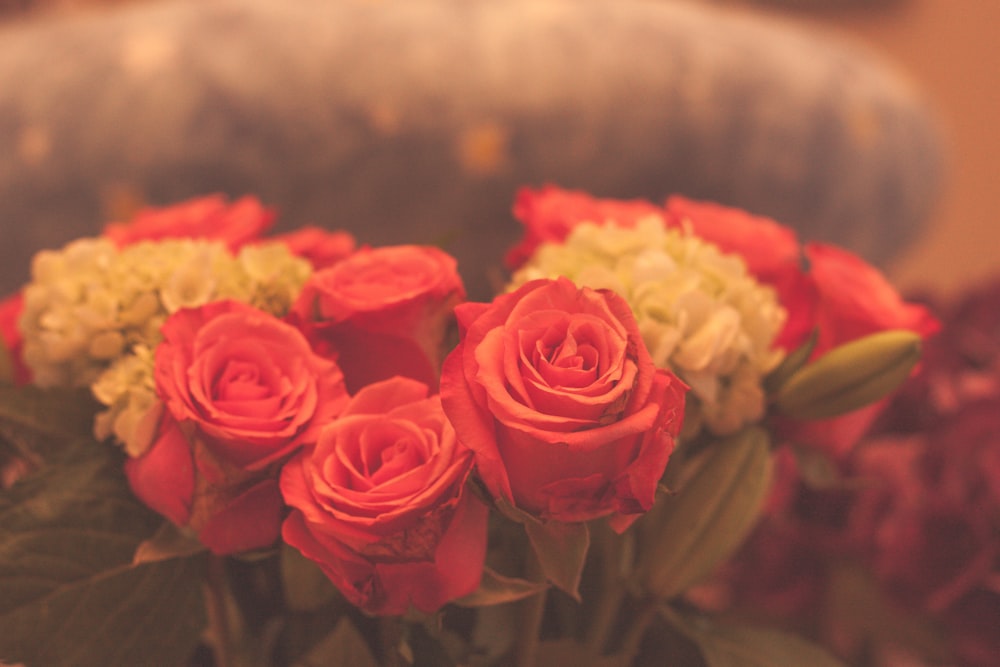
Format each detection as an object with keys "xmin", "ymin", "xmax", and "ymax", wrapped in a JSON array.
[
  {"xmin": 506, "ymin": 187, "xmax": 939, "ymax": 458},
  {"xmin": 0, "ymin": 292, "xmax": 30, "ymax": 385},
  {"xmin": 126, "ymin": 300, "xmax": 349, "ymax": 554},
  {"xmin": 291, "ymin": 245, "xmax": 465, "ymax": 394},
  {"xmin": 125, "ymin": 416, "xmax": 286, "ymax": 555},
  {"xmin": 103, "ymin": 194, "xmax": 275, "ymax": 249},
  {"xmin": 773, "ymin": 243, "xmax": 940, "ymax": 457},
  {"xmin": 267, "ymin": 226, "xmax": 357, "ymax": 270},
  {"xmin": 155, "ymin": 300, "xmax": 347, "ymax": 469},
  {"xmin": 281, "ymin": 377, "xmax": 488, "ymax": 615},
  {"xmin": 505, "ymin": 185, "xmax": 664, "ymax": 269},
  {"xmin": 440, "ymin": 277, "xmax": 686, "ymax": 526}
]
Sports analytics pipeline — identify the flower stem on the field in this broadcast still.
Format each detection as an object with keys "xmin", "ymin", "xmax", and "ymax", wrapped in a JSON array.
[
  {"xmin": 583, "ymin": 523, "xmax": 625, "ymax": 656},
  {"xmin": 617, "ymin": 596, "xmax": 660, "ymax": 663},
  {"xmin": 516, "ymin": 550, "xmax": 548, "ymax": 667},
  {"xmin": 379, "ymin": 616, "xmax": 404, "ymax": 667},
  {"xmin": 205, "ymin": 554, "xmax": 233, "ymax": 667}
]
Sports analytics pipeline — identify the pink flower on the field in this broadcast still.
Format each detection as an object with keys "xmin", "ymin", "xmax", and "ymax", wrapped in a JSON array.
[
  {"xmin": 506, "ymin": 185, "xmax": 939, "ymax": 458},
  {"xmin": 126, "ymin": 300, "xmax": 348, "ymax": 554},
  {"xmin": 291, "ymin": 245, "xmax": 465, "ymax": 393},
  {"xmin": 0, "ymin": 292, "xmax": 30, "ymax": 385},
  {"xmin": 441, "ymin": 277, "xmax": 686, "ymax": 526},
  {"xmin": 281, "ymin": 377, "xmax": 487, "ymax": 615},
  {"xmin": 103, "ymin": 195, "xmax": 275, "ymax": 249},
  {"xmin": 267, "ymin": 226, "xmax": 357, "ymax": 270}
]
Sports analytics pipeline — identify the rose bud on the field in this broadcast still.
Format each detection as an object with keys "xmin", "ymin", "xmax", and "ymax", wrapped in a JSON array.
[
  {"xmin": 290, "ymin": 245, "xmax": 465, "ymax": 394},
  {"xmin": 281, "ymin": 376, "xmax": 488, "ymax": 615},
  {"xmin": 126, "ymin": 300, "xmax": 349, "ymax": 554},
  {"xmin": 441, "ymin": 277, "xmax": 687, "ymax": 527}
]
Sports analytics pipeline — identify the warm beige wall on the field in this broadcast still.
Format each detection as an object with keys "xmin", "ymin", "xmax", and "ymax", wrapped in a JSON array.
[{"xmin": 745, "ymin": 0, "xmax": 1000, "ymax": 296}]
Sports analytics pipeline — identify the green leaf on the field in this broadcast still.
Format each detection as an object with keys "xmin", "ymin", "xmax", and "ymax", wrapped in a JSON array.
[
  {"xmin": 281, "ymin": 543, "xmax": 339, "ymax": 612},
  {"xmin": 664, "ymin": 607, "xmax": 849, "ymax": 667},
  {"xmin": 0, "ymin": 384, "xmax": 100, "ymax": 461},
  {"xmin": 294, "ymin": 617, "xmax": 378, "ymax": 667},
  {"xmin": 453, "ymin": 565, "xmax": 549, "ymax": 607},
  {"xmin": 523, "ymin": 519, "xmax": 590, "ymax": 601},
  {"xmin": 132, "ymin": 521, "xmax": 207, "ymax": 566},
  {"xmin": 0, "ymin": 433, "xmax": 207, "ymax": 666}
]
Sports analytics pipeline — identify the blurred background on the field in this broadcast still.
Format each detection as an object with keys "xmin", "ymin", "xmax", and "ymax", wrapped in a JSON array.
[
  {"xmin": 0, "ymin": 0, "xmax": 995, "ymax": 299},
  {"xmin": 730, "ymin": 0, "xmax": 998, "ymax": 296}
]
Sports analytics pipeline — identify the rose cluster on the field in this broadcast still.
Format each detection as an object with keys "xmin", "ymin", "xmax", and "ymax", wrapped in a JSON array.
[
  {"xmin": 507, "ymin": 186, "xmax": 939, "ymax": 458},
  {"xmin": 0, "ymin": 185, "xmax": 939, "ymax": 633},
  {"xmin": 0, "ymin": 192, "xmax": 696, "ymax": 616}
]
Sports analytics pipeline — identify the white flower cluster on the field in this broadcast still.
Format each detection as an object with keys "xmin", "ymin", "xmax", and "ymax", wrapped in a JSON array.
[
  {"xmin": 509, "ymin": 217, "xmax": 787, "ymax": 437},
  {"xmin": 19, "ymin": 237, "xmax": 311, "ymax": 455}
]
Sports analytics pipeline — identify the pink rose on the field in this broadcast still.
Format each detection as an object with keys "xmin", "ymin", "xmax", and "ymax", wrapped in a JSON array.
[
  {"xmin": 506, "ymin": 186, "xmax": 939, "ymax": 458},
  {"xmin": 267, "ymin": 226, "xmax": 357, "ymax": 270},
  {"xmin": 103, "ymin": 194, "xmax": 275, "ymax": 249},
  {"xmin": 0, "ymin": 292, "xmax": 30, "ymax": 385},
  {"xmin": 126, "ymin": 300, "xmax": 349, "ymax": 554},
  {"xmin": 155, "ymin": 300, "xmax": 347, "ymax": 469},
  {"xmin": 126, "ymin": 417, "xmax": 287, "ymax": 555},
  {"xmin": 281, "ymin": 377, "xmax": 488, "ymax": 615},
  {"xmin": 772, "ymin": 243, "xmax": 940, "ymax": 458},
  {"xmin": 291, "ymin": 245, "xmax": 465, "ymax": 393},
  {"xmin": 504, "ymin": 185, "xmax": 665, "ymax": 269},
  {"xmin": 440, "ymin": 277, "xmax": 686, "ymax": 526}
]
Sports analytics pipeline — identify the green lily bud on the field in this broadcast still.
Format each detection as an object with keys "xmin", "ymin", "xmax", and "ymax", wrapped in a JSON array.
[
  {"xmin": 634, "ymin": 427, "xmax": 773, "ymax": 600},
  {"xmin": 774, "ymin": 329, "xmax": 922, "ymax": 420}
]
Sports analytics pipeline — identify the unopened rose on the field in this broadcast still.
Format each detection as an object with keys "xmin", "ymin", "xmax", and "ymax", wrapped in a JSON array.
[
  {"xmin": 103, "ymin": 194, "xmax": 275, "ymax": 249},
  {"xmin": 281, "ymin": 377, "xmax": 487, "ymax": 615},
  {"xmin": 126, "ymin": 300, "xmax": 348, "ymax": 554},
  {"xmin": 441, "ymin": 277, "xmax": 686, "ymax": 525},
  {"xmin": 291, "ymin": 245, "xmax": 465, "ymax": 393}
]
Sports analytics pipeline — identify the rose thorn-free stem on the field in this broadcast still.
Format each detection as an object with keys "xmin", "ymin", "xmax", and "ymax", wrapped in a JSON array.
[
  {"xmin": 515, "ymin": 548, "xmax": 549, "ymax": 667},
  {"xmin": 582, "ymin": 522, "xmax": 628, "ymax": 658},
  {"xmin": 205, "ymin": 554, "xmax": 235, "ymax": 667}
]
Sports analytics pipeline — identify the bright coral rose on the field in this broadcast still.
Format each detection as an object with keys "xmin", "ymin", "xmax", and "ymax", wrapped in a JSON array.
[
  {"xmin": 125, "ymin": 417, "xmax": 288, "ymax": 555},
  {"xmin": 281, "ymin": 377, "xmax": 488, "ymax": 615},
  {"xmin": 772, "ymin": 243, "xmax": 940, "ymax": 458},
  {"xmin": 0, "ymin": 292, "xmax": 30, "ymax": 385},
  {"xmin": 126, "ymin": 300, "xmax": 348, "ymax": 554},
  {"xmin": 508, "ymin": 186, "xmax": 939, "ymax": 458},
  {"xmin": 505, "ymin": 185, "xmax": 664, "ymax": 270},
  {"xmin": 268, "ymin": 226, "xmax": 356, "ymax": 270},
  {"xmin": 441, "ymin": 277, "xmax": 686, "ymax": 525},
  {"xmin": 291, "ymin": 245, "xmax": 465, "ymax": 393},
  {"xmin": 103, "ymin": 194, "xmax": 275, "ymax": 249},
  {"xmin": 154, "ymin": 300, "xmax": 347, "ymax": 469}
]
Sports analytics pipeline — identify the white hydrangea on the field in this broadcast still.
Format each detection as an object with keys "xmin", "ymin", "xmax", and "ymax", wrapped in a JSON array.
[
  {"xmin": 509, "ymin": 217, "xmax": 786, "ymax": 437},
  {"xmin": 19, "ymin": 237, "xmax": 312, "ymax": 455}
]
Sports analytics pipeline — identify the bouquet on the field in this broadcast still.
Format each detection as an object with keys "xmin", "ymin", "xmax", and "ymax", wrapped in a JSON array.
[{"xmin": 0, "ymin": 187, "xmax": 941, "ymax": 667}]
